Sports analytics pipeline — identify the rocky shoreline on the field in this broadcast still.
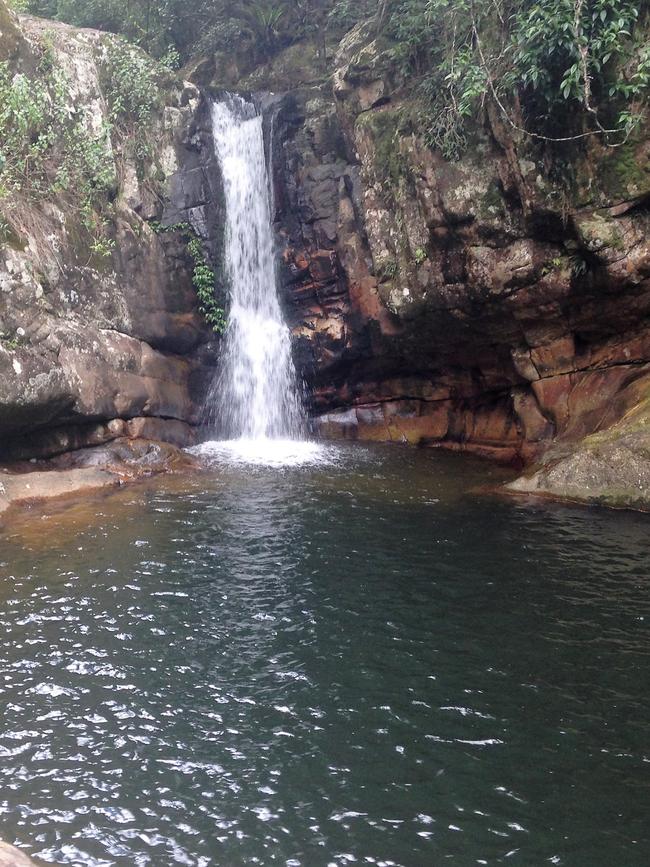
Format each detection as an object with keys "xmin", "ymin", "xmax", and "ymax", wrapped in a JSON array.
[
  {"xmin": 1, "ymin": 1, "xmax": 649, "ymax": 512},
  {"xmin": 0, "ymin": 437, "xmax": 199, "ymax": 522}
]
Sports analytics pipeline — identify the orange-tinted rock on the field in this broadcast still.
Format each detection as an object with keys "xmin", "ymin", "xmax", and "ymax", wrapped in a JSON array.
[
  {"xmin": 530, "ymin": 335, "xmax": 576, "ymax": 378},
  {"xmin": 512, "ymin": 390, "xmax": 554, "ymax": 442},
  {"xmin": 532, "ymin": 376, "xmax": 572, "ymax": 431}
]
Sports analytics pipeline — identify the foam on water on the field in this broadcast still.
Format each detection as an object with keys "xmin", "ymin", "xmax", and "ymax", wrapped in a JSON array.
[{"xmin": 191, "ymin": 438, "xmax": 340, "ymax": 468}]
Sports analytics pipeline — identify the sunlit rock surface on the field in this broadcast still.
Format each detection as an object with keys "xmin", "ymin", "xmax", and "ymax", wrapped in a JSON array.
[{"xmin": 0, "ymin": 841, "xmax": 37, "ymax": 866}]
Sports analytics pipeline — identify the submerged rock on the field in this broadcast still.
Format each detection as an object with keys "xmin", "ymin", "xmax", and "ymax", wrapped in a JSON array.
[
  {"xmin": 0, "ymin": 841, "xmax": 38, "ymax": 866},
  {"xmin": 0, "ymin": 467, "xmax": 119, "ymax": 517},
  {"xmin": 0, "ymin": 437, "xmax": 199, "ymax": 520}
]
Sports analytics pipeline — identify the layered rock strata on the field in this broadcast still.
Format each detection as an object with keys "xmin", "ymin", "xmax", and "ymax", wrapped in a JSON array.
[{"xmin": 244, "ymin": 25, "xmax": 650, "ymax": 506}]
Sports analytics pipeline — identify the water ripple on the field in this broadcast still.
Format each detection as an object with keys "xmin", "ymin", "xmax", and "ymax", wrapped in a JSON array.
[{"xmin": 0, "ymin": 446, "xmax": 648, "ymax": 864}]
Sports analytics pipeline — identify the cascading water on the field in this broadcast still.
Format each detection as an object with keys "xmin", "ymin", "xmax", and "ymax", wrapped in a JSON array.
[
  {"xmin": 196, "ymin": 95, "xmax": 331, "ymax": 467},
  {"xmin": 207, "ymin": 95, "xmax": 303, "ymax": 439}
]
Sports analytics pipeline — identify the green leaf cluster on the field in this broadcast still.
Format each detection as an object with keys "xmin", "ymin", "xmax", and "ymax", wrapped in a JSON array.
[
  {"xmin": 384, "ymin": 0, "xmax": 650, "ymax": 157},
  {"xmin": 101, "ymin": 38, "xmax": 167, "ymax": 165},
  {"xmin": 187, "ymin": 235, "xmax": 227, "ymax": 334},
  {"xmin": 0, "ymin": 35, "xmax": 117, "ymax": 249}
]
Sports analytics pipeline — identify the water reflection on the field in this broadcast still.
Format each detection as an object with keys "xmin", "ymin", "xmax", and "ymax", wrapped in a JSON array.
[{"xmin": 0, "ymin": 445, "xmax": 648, "ymax": 865}]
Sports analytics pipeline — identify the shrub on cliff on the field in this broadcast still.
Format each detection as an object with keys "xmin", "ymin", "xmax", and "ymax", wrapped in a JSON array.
[
  {"xmin": 0, "ymin": 7, "xmax": 175, "ymax": 258},
  {"xmin": 382, "ymin": 0, "xmax": 649, "ymax": 157},
  {"xmin": 0, "ymin": 32, "xmax": 117, "ymax": 250}
]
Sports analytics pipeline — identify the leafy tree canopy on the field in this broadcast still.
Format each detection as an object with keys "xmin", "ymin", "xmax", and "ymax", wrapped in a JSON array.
[
  {"xmin": 21, "ymin": 0, "xmax": 361, "ymax": 62},
  {"xmin": 383, "ymin": 0, "xmax": 650, "ymax": 155},
  {"xmin": 14, "ymin": 0, "xmax": 650, "ymax": 155}
]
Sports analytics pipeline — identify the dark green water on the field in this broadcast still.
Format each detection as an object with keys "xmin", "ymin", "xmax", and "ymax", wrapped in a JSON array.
[{"xmin": 0, "ymin": 443, "xmax": 649, "ymax": 866}]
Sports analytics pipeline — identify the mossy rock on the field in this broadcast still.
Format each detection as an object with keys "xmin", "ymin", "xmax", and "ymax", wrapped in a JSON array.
[
  {"xmin": 238, "ymin": 40, "xmax": 330, "ymax": 92},
  {"xmin": 357, "ymin": 107, "xmax": 413, "ymax": 189},
  {"xmin": 599, "ymin": 139, "xmax": 650, "ymax": 203},
  {"xmin": 0, "ymin": 0, "xmax": 36, "ymax": 71},
  {"xmin": 478, "ymin": 179, "xmax": 506, "ymax": 220},
  {"xmin": 507, "ymin": 387, "xmax": 650, "ymax": 511},
  {"xmin": 345, "ymin": 36, "xmax": 394, "ymax": 85},
  {"xmin": 574, "ymin": 213, "xmax": 625, "ymax": 254}
]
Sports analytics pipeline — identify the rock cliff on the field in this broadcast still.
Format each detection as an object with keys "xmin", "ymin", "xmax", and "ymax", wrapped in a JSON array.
[
  {"xmin": 0, "ymin": 3, "xmax": 221, "ymax": 461},
  {"xmin": 238, "ymin": 23, "xmax": 650, "ymax": 507},
  {"xmin": 2, "ymin": 3, "xmax": 650, "ymax": 510}
]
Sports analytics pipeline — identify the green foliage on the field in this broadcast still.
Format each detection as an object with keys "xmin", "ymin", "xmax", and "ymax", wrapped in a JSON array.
[
  {"xmin": 326, "ymin": 0, "xmax": 371, "ymax": 33},
  {"xmin": 0, "ymin": 35, "xmax": 117, "ymax": 252},
  {"xmin": 0, "ymin": 61, "xmax": 48, "ymax": 197},
  {"xmin": 570, "ymin": 251, "xmax": 590, "ymax": 275},
  {"xmin": 379, "ymin": 258, "xmax": 399, "ymax": 280},
  {"xmin": 235, "ymin": 1, "xmax": 287, "ymax": 57},
  {"xmin": 26, "ymin": 0, "xmax": 344, "ymax": 63},
  {"xmin": 88, "ymin": 234, "xmax": 116, "ymax": 259},
  {"xmin": 24, "ymin": 0, "xmax": 382, "ymax": 65},
  {"xmin": 152, "ymin": 222, "xmax": 227, "ymax": 334},
  {"xmin": 27, "ymin": 0, "xmax": 175, "ymax": 57},
  {"xmin": 159, "ymin": 44, "xmax": 181, "ymax": 70},
  {"xmin": 0, "ymin": 331, "xmax": 21, "ymax": 350},
  {"xmin": 187, "ymin": 235, "xmax": 227, "ymax": 334},
  {"xmin": 541, "ymin": 255, "xmax": 567, "ymax": 275},
  {"xmin": 0, "ymin": 22, "xmax": 176, "ymax": 261},
  {"xmin": 101, "ymin": 38, "xmax": 164, "ymax": 164},
  {"xmin": 414, "ymin": 246, "xmax": 427, "ymax": 265},
  {"xmin": 383, "ymin": 0, "xmax": 650, "ymax": 157}
]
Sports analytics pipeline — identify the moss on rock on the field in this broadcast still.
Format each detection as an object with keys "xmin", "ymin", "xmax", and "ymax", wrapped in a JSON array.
[
  {"xmin": 356, "ymin": 107, "xmax": 412, "ymax": 190},
  {"xmin": 600, "ymin": 140, "xmax": 650, "ymax": 202},
  {"xmin": 507, "ymin": 393, "xmax": 650, "ymax": 511}
]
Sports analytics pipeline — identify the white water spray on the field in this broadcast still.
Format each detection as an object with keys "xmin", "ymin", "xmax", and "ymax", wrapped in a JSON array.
[
  {"xmin": 206, "ymin": 95, "xmax": 304, "ymax": 442},
  {"xmin": 195, "ymin": 95, "xmax": 330, "ymax": 467}
]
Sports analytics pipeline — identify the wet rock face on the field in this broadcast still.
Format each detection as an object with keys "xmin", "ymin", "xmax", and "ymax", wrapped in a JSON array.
[
  {"xmin": 163, "ymin": 96, "xmax": 226, "ymax": 263},
  {"xmin": 271, "ymin": 89, "xmax": 398, "ymax": 415},
  {"xmin": 0, "ymin": 6, "xmax": 219, "ymax": 459},
  {"xmin": 269, "ymin": 26, "xmax": 650, "ymax": 470}
]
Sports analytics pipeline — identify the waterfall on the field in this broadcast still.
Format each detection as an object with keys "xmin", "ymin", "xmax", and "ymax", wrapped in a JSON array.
[{"xmin": 206, "ymin": 95, "xmax": 304, "ymax": 442}]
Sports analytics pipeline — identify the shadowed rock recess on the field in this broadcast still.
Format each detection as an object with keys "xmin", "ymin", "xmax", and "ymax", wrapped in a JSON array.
[
  {"xmin": 2, "ymin": 3, "xmax": 650, "ymax": 510},
  {"xmin": 245, "ymin": 22, "xmax": 650, "ymax": 509}
]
